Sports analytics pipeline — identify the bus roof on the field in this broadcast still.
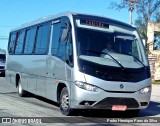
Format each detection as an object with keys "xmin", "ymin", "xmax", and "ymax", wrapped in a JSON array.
[{"xmin": 11, "ymin": 12, "xmax": 135, "ymax": 32}]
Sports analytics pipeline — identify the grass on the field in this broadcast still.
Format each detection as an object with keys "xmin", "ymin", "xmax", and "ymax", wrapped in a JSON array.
[{"xmin": 152, "ymin": 81, "xmax": 160, "ymax": 85}]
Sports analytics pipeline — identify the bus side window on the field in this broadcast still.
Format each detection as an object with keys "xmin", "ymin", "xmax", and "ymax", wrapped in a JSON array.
[
  {"xmin": 15, "ymin": 31, "xmax": 25, "ymax": 55},
  {"xmin": 34, "ymin": 23, "xmax": 51, "ymax": 55},
  {"xmin": 51, "ymin": 21, "xmax": 61, "ymax": 55},
  {"xmin": 24, "ymin": 27, "xmax": 36, "ymax": 55},
  {"xmin": 60, "ymin": 17, "xmax": 73, "ymax": 66},
  {"xmin": 132, "ymin": 39, "xmax": 139, "ymax": 59},
  {"xmin": 66, "ymin": 36, "xmax": 73, "ymax": 67},
  {"xmin": 8, "ymin": 33, "xmax": 16, "ymax": 54}
]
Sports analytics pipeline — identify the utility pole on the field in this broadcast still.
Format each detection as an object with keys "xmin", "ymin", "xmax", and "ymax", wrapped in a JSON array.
[
  {"xmin": 124, "ymin": 0, "xmax": 140, "ymax": 25},
  {"xmin": 129, "ymin": 2, "xmax": 134, "ymax": 25}
]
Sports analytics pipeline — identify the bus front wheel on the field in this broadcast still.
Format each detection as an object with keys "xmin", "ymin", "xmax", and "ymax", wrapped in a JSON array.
[{"xmin": 60, "ymin": 87, "xmax": 74, "ymax": 116}]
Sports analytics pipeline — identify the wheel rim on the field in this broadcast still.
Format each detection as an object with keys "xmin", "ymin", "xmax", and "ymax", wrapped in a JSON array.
[
  {"xmin": 61, "ymin": 94, "xmax": 69, "ymax": 111},
  {"xmin": 18, "ymin": 81, "xmax": 22, "ymax": 94}
]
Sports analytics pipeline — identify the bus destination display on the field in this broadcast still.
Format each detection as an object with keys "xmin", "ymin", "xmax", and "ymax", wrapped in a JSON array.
[{"xmin": 80, "ymin": 19, "xmax": 109, "ymax": 28}]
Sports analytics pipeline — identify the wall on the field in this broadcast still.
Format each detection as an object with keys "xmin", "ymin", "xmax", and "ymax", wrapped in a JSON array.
[{"xmin": 147, "ymin": 23, "xmax": 160, "ymax": 80}]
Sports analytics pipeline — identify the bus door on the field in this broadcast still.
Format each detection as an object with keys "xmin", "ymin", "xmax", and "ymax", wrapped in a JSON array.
[
  {"xmin": 47, "ymin": 17, "xmax": 72, "ymax": 81},
  {"xmin": 45, "ymin": 17, "xmax": 73, "ymax": 100},
  {"xmin": 45, "ymin": 17, "xmax": 72, "ymax": 100},
  {"xmin": 58, "ymin": 17, "xmax": 73, "ymax": 82},
  {"xmin": 63, "ymin": 19, "xmax": 73, "ymax": 82}
]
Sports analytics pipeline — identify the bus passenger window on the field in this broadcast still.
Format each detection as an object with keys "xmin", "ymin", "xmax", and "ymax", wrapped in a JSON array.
[
  {"xmin": 35, "ymin": 23, "xmax": 51, "ymax": 55},
  {"xmin": 24, "ymin": 28, "xmax": 36, "ymax": 54},
  {"xmin": 15, "ymin": 31, "xmax": 25, "ymax": 55},
  {"xmin": 8, "ymin": 33, "xmax": 16, "ymax": 54},
  {"xmin": 51, "ymin": 22, "xmax": 61, "ymax": 55},
  {"xmin": 66, "ymin": 39, "xmax": 73, "ymax": 67}
]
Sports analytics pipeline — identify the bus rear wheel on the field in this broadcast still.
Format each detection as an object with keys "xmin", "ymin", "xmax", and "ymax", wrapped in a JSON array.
[
  {"xmin": 18, "ymin": 79, "xmax": 27, "ymax": 97},
  {"xmin": 60, "ymin": 87, "xmax": 74, "ymax": 116}
]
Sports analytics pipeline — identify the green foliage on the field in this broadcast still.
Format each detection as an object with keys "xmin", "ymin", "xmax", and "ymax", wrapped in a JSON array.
[
  {"xmin": 154, "ymin": 11, "xmax": 160, "ymax": 22},
  {"xmin": 109, "ymin": 1, "xmax": 130, "ymax": 10},
  {"xmin": 152, "ymin": 81, "xmax": 160, "ymax": 85},
  {"xmin": 109, "ymin": 0, "xmax": 160, "ymax": 53}
]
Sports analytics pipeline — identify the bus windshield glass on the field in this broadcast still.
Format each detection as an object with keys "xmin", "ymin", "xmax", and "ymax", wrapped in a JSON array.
[{"xmin": 75, "ymin": 19, "xmax": 146, "ymax": 68}]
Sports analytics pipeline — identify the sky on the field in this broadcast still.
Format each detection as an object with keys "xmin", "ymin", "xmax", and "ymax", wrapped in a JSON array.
[{"xmin": 0, "ymin": 0, "xmax": 137, "ymax": 50}]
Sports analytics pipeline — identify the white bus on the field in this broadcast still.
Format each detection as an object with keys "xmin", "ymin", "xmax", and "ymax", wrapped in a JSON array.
[
  {"xmin": 6, "ymin": 12, "xmax": 151, "ymax": 116},
  {"xmin": 0, "ymin": 49, "xmax": 6, "ymax": 77}
]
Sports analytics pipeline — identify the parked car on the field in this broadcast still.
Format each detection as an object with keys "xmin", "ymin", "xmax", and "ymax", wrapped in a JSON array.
[{"xmin": 0, "ymin": 49, "xmax": 6, "ymax": 77}]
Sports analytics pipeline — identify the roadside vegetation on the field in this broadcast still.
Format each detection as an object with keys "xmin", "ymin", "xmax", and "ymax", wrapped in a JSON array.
[{"xmin": 152, "ymin": 81, "xmax": 160, "ymax": 85}]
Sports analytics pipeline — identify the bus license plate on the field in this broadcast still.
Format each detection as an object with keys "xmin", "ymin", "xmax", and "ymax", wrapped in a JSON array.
[{"xmin": 112, "ymin": 105, "xmax": 127, "ymax": 111}]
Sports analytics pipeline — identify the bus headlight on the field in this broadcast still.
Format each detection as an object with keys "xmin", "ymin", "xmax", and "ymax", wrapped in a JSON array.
[
  {"xmin": 75, "ymin": 81, "xmax": 99, "ymax": 92},
  {"xmin": 139, "ymin": 86, "xmax": 151, "ymax": 94}
]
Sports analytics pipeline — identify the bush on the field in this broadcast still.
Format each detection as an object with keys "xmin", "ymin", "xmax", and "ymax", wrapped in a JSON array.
[{"xmin": 152, "ymin": 81, "xmax": 160, "ymax": 85}]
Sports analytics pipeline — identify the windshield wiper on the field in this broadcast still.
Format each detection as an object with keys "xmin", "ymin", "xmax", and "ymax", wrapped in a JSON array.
[
  {"xmin": 83, "ymin": 49, "xmax": 125, "ymax": 70},
  {"xmin": 132, "ymin": 56, "xmax": 146, "ymax": 68},
  {"xmin": 121, "ymin": 53, "xmax": 146, "ymax": 68}
]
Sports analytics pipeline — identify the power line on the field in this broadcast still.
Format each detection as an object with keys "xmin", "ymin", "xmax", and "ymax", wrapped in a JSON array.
[
  {"xmin": 0, "ymin": 35, "xmax": 9, "ymax": 40},
  {"xmin": 0, "ymin": 38, "xmax": 8, "ymax": 40},
  {"xmin": 0, "ymin": 35, "xmax": 8, "ymax": 37},
  {"xmin": 0, "ymin": 26, "xmax": 16, "ymax": 28}
]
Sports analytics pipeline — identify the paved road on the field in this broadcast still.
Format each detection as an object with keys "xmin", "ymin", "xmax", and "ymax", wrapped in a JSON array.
[{"xmin": 0, "ymin": 77, "xmax": 160, "ymax": 126}]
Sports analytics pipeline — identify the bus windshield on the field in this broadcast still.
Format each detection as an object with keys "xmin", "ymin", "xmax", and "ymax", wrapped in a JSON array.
[{"xmin": 76, "ymin": 27, "xmax": 145, "ymax": 68}]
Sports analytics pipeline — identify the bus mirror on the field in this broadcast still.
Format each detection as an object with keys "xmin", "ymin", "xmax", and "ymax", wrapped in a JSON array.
[{"xmin": 61, "ymin": 28, "xmax": 69, "ymax": 42}]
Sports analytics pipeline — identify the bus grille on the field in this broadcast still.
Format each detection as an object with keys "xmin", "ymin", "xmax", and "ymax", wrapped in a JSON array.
[{"xmin": 94, "ymin": 97, "xmax": 139, "ymax": 108}]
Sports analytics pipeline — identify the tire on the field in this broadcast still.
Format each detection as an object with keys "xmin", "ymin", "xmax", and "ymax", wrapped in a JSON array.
[
  {"xmin": 60, "ymin": 87, "xmax": 74, "ymax": 116},
  {"xmin": 18, "ymin": 79, "xmax": 27, "ymax": 97}
]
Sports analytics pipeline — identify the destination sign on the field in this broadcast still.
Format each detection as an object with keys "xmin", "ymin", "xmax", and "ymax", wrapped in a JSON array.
[{"xmin": 80, "ymin": 19, "xmax": 109, "ymax": 28}]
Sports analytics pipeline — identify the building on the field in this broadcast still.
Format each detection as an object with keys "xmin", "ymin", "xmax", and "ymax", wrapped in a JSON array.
[{"xmin": 147, "ymin": 22, "xmax": 160, "ymax": 80}]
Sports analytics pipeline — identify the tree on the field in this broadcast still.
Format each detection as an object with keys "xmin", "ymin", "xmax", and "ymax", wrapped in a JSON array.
[
  {"xmin": 154, "ymin": 11, "xmax": 160, "ymax": 23},
  {"xmin": 109, "ymin": 0, "xmax": 160, "ymax": 53}
]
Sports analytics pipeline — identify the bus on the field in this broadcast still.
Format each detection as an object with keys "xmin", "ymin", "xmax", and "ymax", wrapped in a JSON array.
[
  {"xmin": 6, "ymin": 12, "xmax": 151, "ymax": 116},
  {"xmin": 0, "ymin": 49, "xmax": 6, "ymax": 77}
]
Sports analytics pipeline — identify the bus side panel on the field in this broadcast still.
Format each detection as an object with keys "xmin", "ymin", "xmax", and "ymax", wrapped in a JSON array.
[
  {"xmin": 46, "ymin": 78, "xmax": 57, "ymax": 101},
  {"xmin": 45, "ymin": 55, "xmax": 57, "ymax": 101},
  {"xmin": 22, "ymin": 55, "xmax": 47, "ymax": 97},
  {"xmin": 54, "ymin": 57, "xmax": 66, "ymax": 81},
  {"xmin": 36, "ymin": 76, "xmax": 46, "ymax": 97},
  {"xmin": 45, "ymin": 56, "xmax": 66, "ymax": 102},
  {"xmin": 32, "ymin": 55, "xmax": 47, "ymax": 97},
  {"xmin": 6, "ymin": 55, "xmax": 47, "ymax": 96},
  {"xmin": 27, "ymin": 74, "xmax": 37, "ymax": 94},
  {"xmin": 5, "ymin": 70, "xmax": 16, "ymax": 86},
  {"xmin": 6, "ymin": 55, "xmax": 21, "ymax": 87},
  {"xmin": 5, "ymin": 70, "xmax": 11, "ymax": 83},
  {"xmin": 21, "ymin": 72, "xmax": 28, "ymax": 91}
]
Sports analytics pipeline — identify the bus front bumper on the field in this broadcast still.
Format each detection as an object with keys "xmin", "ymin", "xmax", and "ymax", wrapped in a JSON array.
[{"xmin": 70, "ymin": 85, "xmax": 151, "ymax": 110}]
